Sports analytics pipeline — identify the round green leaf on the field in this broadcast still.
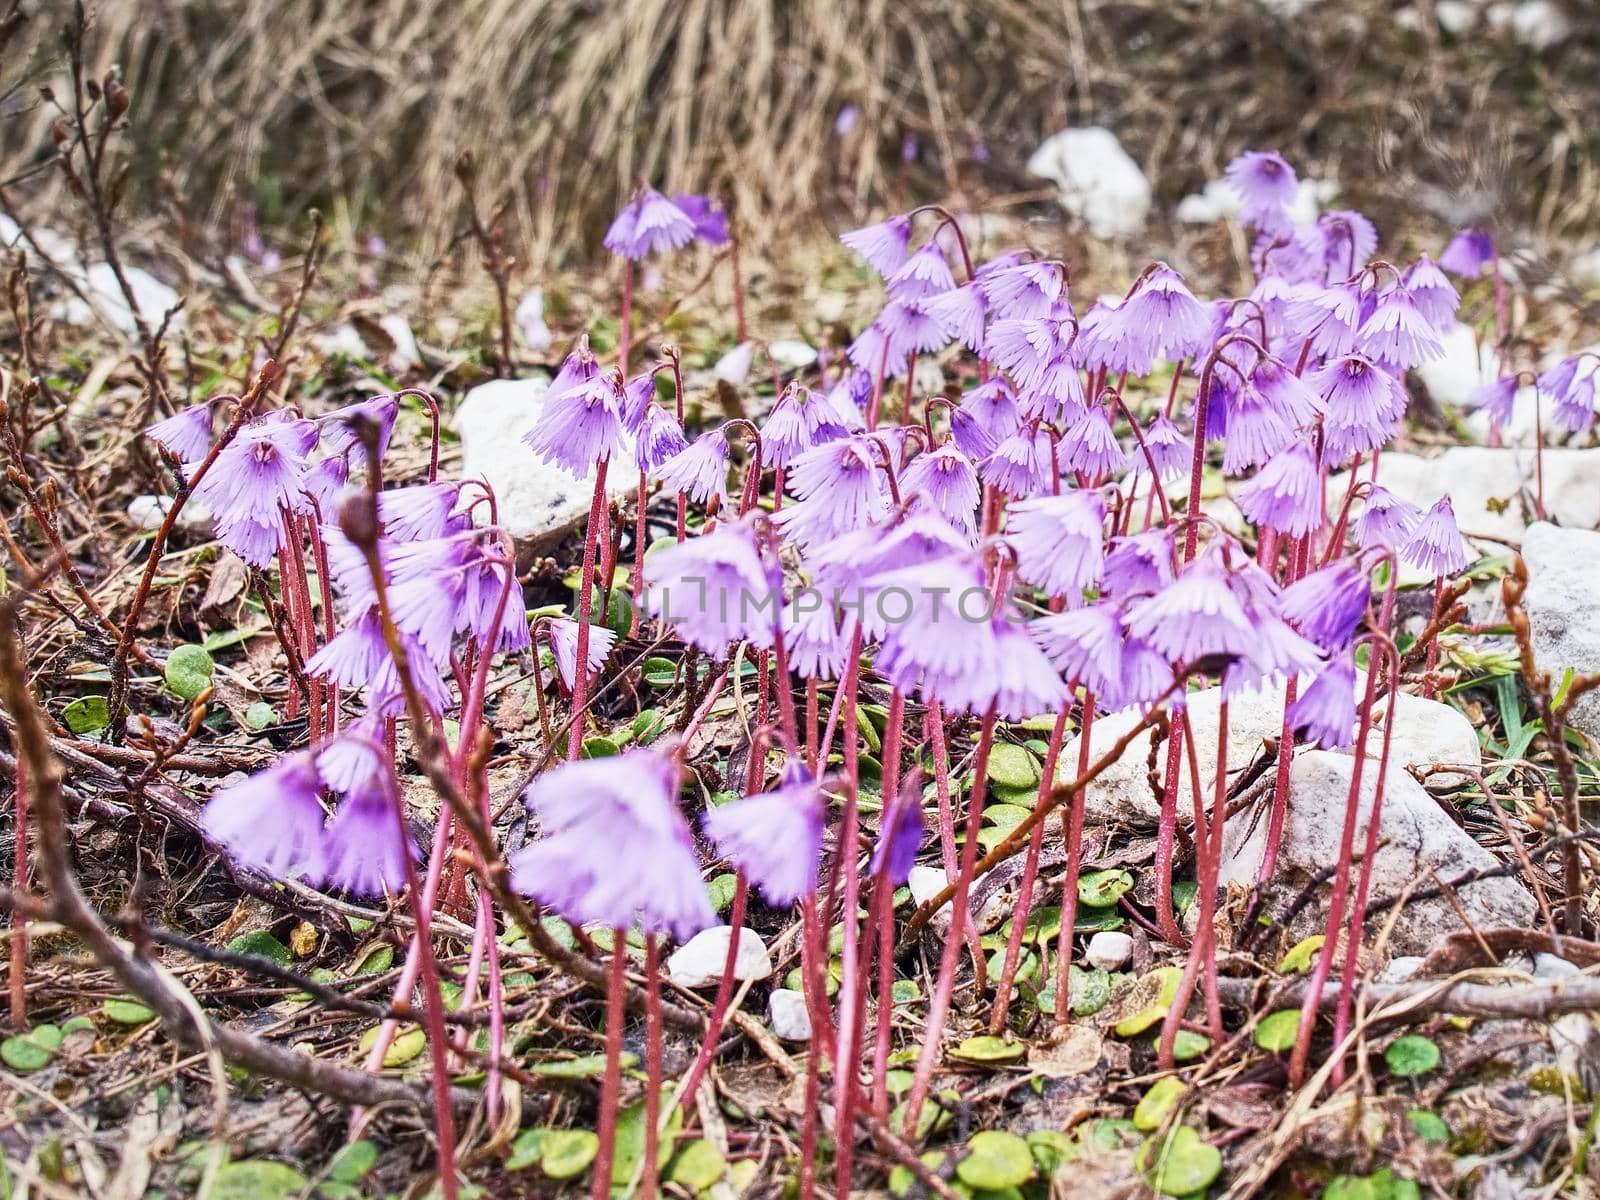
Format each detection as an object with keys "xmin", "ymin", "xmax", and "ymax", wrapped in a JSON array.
[
  {"xmin": 1254, "ymin": 1009, "xmax": 1302, "ymax": 1052},
  {"xmin": 243, "ymin": 701, "xmax": 277, "ymax": 730},
  {"xmin": 985, "ymin": 743, "xmax": 1041, "ymax": 790},
  {"xmin": 63, "ymin": 695, "xmax": 109, "ymax": 734},
  {"xmin": 950, "ymin": 1035, "xmax": 1025, "ymax": 1064},
  {"xmin": 1133, "ymin": 1076, "xmax": 1187, "ymax": 1131},
  {"xmin": 1077, "ymin": 868, "xmax": 1134, "ymax": 908},
  {"xmin": 325, "ymin": 1140, "xmax": 377, "ymax": 1183},
  {"xmin": 2, "ymin": 1025, "xmax": 62, "ymax": 1072},
  {"xmin": 1113, "ymin": 967, "xmax": 1183, "ymax": 1037},
  {"xmin": 956, "ymin": 1130, "xmax": 1036, "ymax": 1190},
  {"xmin": 504, "ymin": 1129, "xmax": 546, "ymax": 1172},
  {"xmin": 1136, "ymin": 1125, "xmax": 1222, "ymax": 1197},
  {"xmin": 1172, "ymin": 1030, "xmax": 1211, "ymax": 1061},
  {"xmin": 1384, "ymin": 1035, "xmax": 1441, "ymax": 1077},
  {"xmin": 667, "ymin": 1139, "xmax": 725, "ymax": 1191},
  {"xmin": 164, "ymin": 644, "xmax": 216, "ymax": 701},
  {"xmin": 225, "ymin": 929, "xmax": 292, "ymax": 966},
  {"xmin": 102, "ymin": 998, "xmax": 156, "ymax": 1026},
  {"xmin": 211, "ymin": 1161, "xmax": 308, "ymax": 1200},
  {"xmin": 1406, "ymin": 1109, "xmax": 1450, "ymax": 1143},
  {"xmin": 542, "ymin": 1129, "xmax": 600, "ymax": 1180},
  {"xmin": 1278, "ymin": 935, "xmax": 1325, "ymax": 974}
]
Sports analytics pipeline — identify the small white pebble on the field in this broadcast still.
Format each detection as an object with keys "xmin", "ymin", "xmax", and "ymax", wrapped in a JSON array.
[
  {"xmin": 1084, "ymin": 931, "xmax": 1133, "ymax": 971},
  {"xmin": 666, "ymin": 926, "xmax": 772, "ymax": 989},
  {"xmin": 768, "ymin": 989, "xmax": 812, "ymax": 1042}
]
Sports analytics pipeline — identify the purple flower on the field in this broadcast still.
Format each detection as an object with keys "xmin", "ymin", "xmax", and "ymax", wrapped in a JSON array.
[
  {"xmin": 978, "ymin": 260, "xmax": 1065, "ymax": 321},
  {"xmin": 306, "ymin": 610, "xmax": 392, "ymax": 688},
  {"xmin": 1280, "ymin": 558, "xmax": 1371, "ymax": 652},
  {"xmin": 841, "ymin": 215, "xmax": 913, "ymax": 278},
  {"xmin": 317, "ymin": 775, "xmax": 418, "ymax": 897},
  {"xmin": 1539, "ymin": 357, "xmax": 1598, "ymax": 433},
  {"xmin": 985, "ymin": 617, "xmax": 1071, "ymax": 719},
  {"xmin": 1284, "ymin": 282, "xmax": 1364, "ymax": 359},
  {"xmin": 1131, "ymin": 416, "xmax": 1191, "ymax": 481},
  {"xmin": 901, "ymin": 443, "xmax": 981, "ymax": 538},
  {"xmin": 703, "ymin": 765, "xmax": 825, "ymax": 906},
  {"xmin": 635, "ymin": 403, "xmax": 690, "ymax": 474},
  {"xmin": 1402, "ymin": 255, "xmax": 1460, "ymax": 329},
  {"xmin": 777, "ymin": 437, "xmax": 890, "ymax": 547},
  {"xmin": 1101, "ymin": 528, "xmax": 1175, "ymax": 601},
  {"xmin": 1353, "ymin": 484, "xmax": 1423, "ymax": 549},
  {"xmin": 1439, "ymin": 229, "xmax": 1494, "ymax": 277},
  {"xmin": 1402, "ymin": 496, "xmax": 1470, "ymax": 576},
  {"xmin": 655, "ymin": 428, "xmax": 731, "ymax": 508},
  {"xmin": 835, "ymin": 104, "xmax": 860, "ymax": 135},
  {"xmin": 509, "ymin": 750, "xmax": 715, "ymax": 939},
  {"xmin": 1089, "ymin": 265, "xmax": 1211, "ymax": 374},
  {"xmin": 1356, "ymin": 286, "xmax": 1443, "ymax": 370},
  {"xmin": 1471, "ymin": 376, "xmax": 1520, "ymax": 428},
  {"xmin": 1308, "ymin": 210, "xmax": 1378, "ymax": 279},
  {"xmin": 643, "ymin": 517, "xmax": 779, "ymax": 657},
  {"xmin": 869, "ymin": 775, "xmax": 925, "ymax": 886},
  {"xmin": 315, "ymin": 717, "xmax": 386, "ymax": 793},
  {"xmin": 1314, "ymin": 354, "xmax": 1408, "ymax": 466},
  {"xmin": 888, "ymin": 242, "xmax": 957, "ymax": 298},
  {"xmin": 1126, "ymin": 558, "xmax": 1257, "ymax": 664},
  {"xmin": 1287, "ymin": 652, "xmax": 1357, "ymax": 750},
  {"xmin": 980, "ymin": 426, "xmax": 1055, "ymax": 498},
  {"xmin": 960, "ymin": 378, "xmax": 1020, "ymax": 437},
  {"xmin": 145, "ymin": 403, "xmax": 213, "ymax": 463},
  {"xmin": 845, "ymin": 319, "xmax": 906, "ymax": 380},
  {"xmin": 193, "ymin": 417, "xmax": 318, "ymax": 567},
  {"xmin": 525, "ymin": 359, "xmax": 629, "ymax": 474},
  {"xmin": 878, "ymin": 296, "xmax": 950, "ymax": 359},
  {"xmin": 547, "ymin": 616, "xmax": 617, "ymax": 689},
  {"xmin": 1217, "ymin": 381, "xmax": 1294, "ymax": 475},
  {"xmin": 301, "ymin": 457, "xmax": 349, "ymax": 513},
  {"xmin": 1236, "ymin": 438, "xmax": 1321, "ymax": 536},
  {"xmin": 379, "ymin": 483, "xmax": 466, "ymax": 542},
  {"xmin": 604, "ymin": 188, "xmax": 695, "ymax": 259},
  {"xmin": 671, "ymin": 193, "xmax": 730, "ymax": 246},
  {"xmin": 985, "ymin": 306, "xmax": 1077, "ymax": 392},
  {"xmin": 1226, "ymin": 151, "xmax": 1299, "ymax": 233},
  {"xmin": 1061, "ymin": 408, "xmax": 1127, "ymax": 481},
  {"xmin": 761, "ymin": 386, "xmax": 847, "ymax": 469},
  {"xmin": 783, "ymin": 599, "xmax": 856, "ymax": 681},
  {"xmin": 202, "ymin": 754, "xmax": 326, "ymax": 882},
  {"xmin": 1030, "ymin": 604, "xmax": 1124, "ymax": 697},
  {"xmin": 320, "ymin": 396, "xmax": 400, "ymax": 466},
  {"xmin": 1249, "ymin": 356, "xmax": 1322, "ymax": 428},
  {"xmin": 1006, "ymin": 491, "xmax": 1105, "ymax": 599},
  {"xmin": 925, "ymin": 282, "xmax": 987, "ymax": 352}
]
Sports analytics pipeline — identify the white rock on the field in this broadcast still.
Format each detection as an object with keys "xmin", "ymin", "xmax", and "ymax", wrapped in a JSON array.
[
  {"xmin": 1084, "ymin": 931, "xmax": 1133, "ymax": 971},
  {"xmin": 375, "ymin": 313, "xmax": 421, "ymax": 372},
  {"xmin": 1570, "ymin": 248, "xmax": 1600, "ymax": 289},
  {"xmin": 1531, "ymin": 449, "xmax": 1600, "ymax": 530},
  {"xmin": 1219, "ymin": 750, "xmax": 1535, "ymax": 954},
  {"xmin": 768, "ymin": 989, "xmax": 813, "ymax": 1041},
  {"xmin": 666, "ymin": 926, "xmax": 773, "ymax": 989},
  {"xmin": 1416, "ymin": 321, "xmax": 1498, "ymax": 411},
  {"xmin": 127, "ymin": 494, "xmax": 212, "ymax": 531},
  {"xmin": 514, "ymin": 288, "xmax": 553, "ymax": 353},
  {"xmin": 907, "ymin": 866, "xmax": 949, "ymax": 907},
  {"xmin": 54, "ymin": 263, "xmax": 185, "ymax": 337},
  {"xmin": 1489, "ymin": 0, "xmax": 1570, "ymax": 49},
  {"xmin": 1520, "ymin": 522, "xmax": 1600, "ymax": 742},
  {"xmin": 768, "ymin": 339, "xmax": 818, "ymax": 371},
  {"xmin": 1379, "ymin": 956, "xmax": 1426, "ymax": 983},
  {"xmin": 453, "ymin": 376, "xmax": 633, "ymax": 549},
  {"xmin": 1436, "ymin": 0, "xmax": 1480, "ymax": 34},
  {"xmin": 1026, "ymin": 127, "xmax": 1150, "ymax": 239},
  {"xmin": 1535, "ymin": 953, "xmax": 1580, "ymax": 980},
  {"xmin": 1065, "ymin": 675, "xmax": 1482, "ymax": 826},
  {"xmin": 714, "ymin": 342, "xmax": 755, "ymax": 386}
]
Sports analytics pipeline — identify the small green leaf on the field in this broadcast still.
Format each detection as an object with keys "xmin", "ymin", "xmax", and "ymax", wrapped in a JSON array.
[
  {"xmin": 1406, "ymin": 1109, "xmax": 1450, "ymax": 1143},
  {"xmin": 541, "ymin": 1129, "xmax": 600, "ymax": 1180},
  {"xmin": 1025, "ymin": 1129, "xmax": 1076, "ymax": 1173},
  {"xmin": 102, "ymin": 998, "xmax": 156, "ymax": 1026},
  {"xmin": 211, "ymin": 1161, "xmax": 308, "ymax": 1200},
  {"xmin": 243, "ymin": 702, "xmax": 277, "ymax": 730},
  {"xmin": 1135, "ymin": 1125, "xmax": 1222, "ymax": 1197},
  {"xmin": 382, "ymin": 1028, "xmax": 426, "ymax": 1066},
  {"xmin": 1254, "ymin": 1009, "xmax": 1301, "ymax": 1052},
  {"xmin": 1113, "ymin": 967, "xmax": 1183, "ymax": 1037},
  {"xmin": 1278, "ymin": 935, "xmax": 1325, "ymax": 974},
  {"xmin": 667, "ymin": 1139, "xmax": 726, "ymax": 1191},
  {"xmin": 163, "ymin": 644, "xmax": 215, "ymax": 701},
  {"xmin": 579, "ymin": 736, "xmax": 619, "ymax": 758},
  {"xmin": 504, "ymin": 1129, "xmax": 546, "ymax": 1172},
  {"xmin": 985, "ymin": 743, "xmax": 1041, "ymax": 790},
  {"xmin": 325, "ymin": 1141, "xmax": 377, "ymax": 1183},
  {"xmin": 63, "ymin": 696, "xmax": 109, "ymax": 734},
  {"xmin": 225, "ymin": 929, "xmax": 292, "ymax": 966},
  {"xmin": 530, "ymin": 1052, "xmax": 637, "ymax": 1078},
  {"xmin": 950, "ymin": 1035, "xmax": 1024, "ymax": 1064},
  {"xmin": 1077, "ymin": 869, "xmax": 1134, "ymax": 908},
  {"xmin": 1171, "ymin": 1030, "xmax": 1211, "ymax": 1061},
  {"xmin": 707, "ymin": 873, "xmax": 739, "ymax": 914},
  {"xmin": 892, "ymin": 978, "xmax": 921, "ymax": 1003},
  {"xmin": 956, "ymin": 1130, "xmax": 1036, "ymax": 1190},
  {"xmin": 1325, "ymin": 1167, "xmax": 1423, "ymax": 1200},
  {"xmin": 1, "ymin": 1025, "xmax": 63, "ymax": 1072},
  {"xmin": 352, "ymin": 944, "xmax": 394, "ymax": 975},
  {"xmin": 1384, "ymin": 1035, "xmax": 1441, "ymax": 1077},
  {"xmin": 1134, "ymin": 1076, "xmax": 1187, "ymax": 1131},
  {"xmin": 641, "ymin": 657, "xmax": 679, "ymax": 687}
]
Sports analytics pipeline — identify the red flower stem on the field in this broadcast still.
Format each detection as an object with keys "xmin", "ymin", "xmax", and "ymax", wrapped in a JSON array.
[
  {"xmin": 678, "ymin": 874, "xmax": 748, "ymax": 1105},
  {"xmin": 797, "ymin": 896, "xmax": 825, "ymax": 1200},
  {"xmin": 631, "ymin": 469, "xmax": 648, "ymax": 637},
  {"xmin": 1330, "ymin": 640, "xmax": 1400, "ymax": 1083},
  {"xmin": 566, "ymin": 458, "xmax": 611, "ymax": 760},
  {"xmin": 902, "ymin": 709, "xmax": 997, "ymax": 1137},
  {"xmin": 643, "ymin": 933, "xmax": 663, "ymax": 1200},
  {"xmin": 831, "ymin": 639, "xmax": 866, "ymax": 1195},
  {"xmin": 1152, "ymin": 716, "xmax": 1188, "ymax": 945},
  {"xmin": 1423, "ymin": 577, "xmax": 1445, "ymax": 699},
  {"xmin": 1053, "ymin": 694, "xmax": 1095, "ymax": 1030},
  {"xmin": 593, "ymin": 932, "xmax": 629, "ymax": 1200},
  {"xmin": 866, "ymin": 339, "xmax": 891, "ymax": 432},
  {"xmin": 869, "ymin": 872, "xmax": 896, "ymax": 1116},
  {"xmin": 923, "ymin": 704, "xmax": 983, "ymax": 975},
  {"xmin": 804, "ymin": 678, "xmax": 819, "ymax": 772},
  {"xmin": 9, "ymin": 755, "xmax": 26, "ymax": 1026},
  {"xmin": 990, "ymin": 704, "xmax": 1071, "ymax": 1034},
  {"xmin": 1288, "ymin": 651, "xmax": 1385, "ymax": 1086},
  {"xmin": 307, "ymin": 510, "xmax": 339, "ymax": 736}
]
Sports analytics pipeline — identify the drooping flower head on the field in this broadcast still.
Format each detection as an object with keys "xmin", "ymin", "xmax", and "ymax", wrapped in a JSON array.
[
  {"xmin": 547, "ymin": 616, "xmax": 618, "ymax": 690},
  {"xmin": 760, "ymin": 386, "xmax": 848, "ymax": 469},
  {"xmin": 145, "ymin": 402, "xmax": 213, "ymax": 463},
  {"xmin": 634, "ymin": 402, "xmax": 690, "ymax": 474},
  {"xmin": 509, "ymin": 749, "xmax": 715, "ymax": 939},
  {"xmin": 980, "ymin": 426, "xmax": 1055, "ymax": 498},
  {"xmin": 1402, "ymin": 496, "xmax": 1471, "ymax": 577},
  {"xmin": 320, "ymin": 395, "xmax": 401, "ymax": 467},
  {"xmin": 1307, "ymin": 210, "xmax": 1378, "ymax": 280},
  {"xmin": 1352, "ymin": 484, "xmax": 1423, "ymax": 550},
  {"xmin": 841, "ymin": 214, "xmax": 913, "ymax": 278},
  {"xmin": 1131, "ymin": 416, "xmax": 1191, "ymax": 481},
  {"xmin": 1402, "ymin": 254, "xmax": 1460, "ymax": 330},
  {"xmin": 1279, "ymin": 558, "xmax": 1372, "ymax": 652},
  {"xmin": 1061, "ymin": 407, "xmax": 1128, "ymax": 482},
  {"xmin": 887, "ymin": 241, "xmax": 957, "ymax": 298},
  {"xmin": 643, "ymin": 516, "xmax": 780, "ymax": 656},
  {"xmin": 1314, "ymin": 354, "xmax": 1408, "ymax": 466},
  {"xmin": 378, "ymin": 482, "xmax": 467, "ymax": 543},
  {"xmin": 1005, "ymin": 490, "xmax": 1106, "ymax": 600},
  {"xmin": 655, "ymin": 428, "xmax": 732, "ymax": 508},
  {"xmin": 1235, "ymin": 438, "xmax": 1321, "ymax": 537},
  {"xmin": 1102, "ymin": 528, "xmax": 1175, "ymax": 601},
  {"xmin": 316, "ymin": 768, "xmax": 419, "ymax": 897},
  {"xmin": 1086, "ymin": 265, "xmax": 1211, "ymax": 374},
  {"xmin": 1356, "ymin": 285, "xmax": 1443, "ymax": 371},
  {"xmin": 1439, "ymin": 228, "xmax": 1495, "ymax": 277},
  {"xmin": 193, "ymin": 416, "xmax": 319, "ymax": 567},
  {"xmin": 525, "ymin": 352, "xmax": 630, "ymax": 474},
  {"xmin": 1125, "ymin": 556, "xmax": 1258, "ymax": 665},
  {"xmin": 703, "ymin": 764, "xmax": 825, "ymax": 906},
  {"xmin": 671, "ymin": 193, "xmax": 730, "ymax": 246},
  {"xmin": 202, "ymin": 753, "xmax": 326, "ymax": 882},
  {"xmin": 869, "ymin": 774, "xmax": 926, "ymax": 886},
  {"xmin": 776, "ymin": 436, "xmax": 891, "ymax": 547},
  {"xmin": 604, "ymin": 188, "xmax": 696, "ymax": 259},
  {"xmin": 1287, "ymin": 652, "xmax": 1357, "ymax": 750},
  {"xmin": 901, "ymin": 443, "xmax": 981, "ymax": 538},
  {"xmin": 1226, "ymin": 151, "xmax": 1299, "ymax": 233}
]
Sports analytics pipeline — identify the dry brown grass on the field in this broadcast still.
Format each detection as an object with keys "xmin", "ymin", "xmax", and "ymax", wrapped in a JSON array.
[{"xmin": 0, "ymin": 0, "xmax": 1595, "ymax": 260}]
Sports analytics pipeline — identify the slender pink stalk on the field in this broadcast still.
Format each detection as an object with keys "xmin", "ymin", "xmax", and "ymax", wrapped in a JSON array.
[
  {"xmin": 677, "ymin": 874, "xmax": 748, "ymax": 1104},
  {"xmin": 9, "ymin": 755, "xmax": 26, "ymax": 1027},
  {"xmin": 566, "ymin": 459, "xmax": 612, "ymax": 760},
  {"xmin": 1053, "ymin": 695, "xmax": 1096, "ymax": 1028},
  {"xmin": 902, "ymin": 709, "xmax": 998, "ymax": 1137},
  {"xmin": 831, "ymin": 639, "xmax": 866, "ymax": 1194},
  {"xmin": 643, "ymin": 933, "xmax": 663, "ymax": 1200},
  {"xmin": 619, "ymin": 261, "xmax": 634, "ymax": 377},
  {"xmin": 593, "ymin": 935, "xmax": 629, "ymax": 1200}
]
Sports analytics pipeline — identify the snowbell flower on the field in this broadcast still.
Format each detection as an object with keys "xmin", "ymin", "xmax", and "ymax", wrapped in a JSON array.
[
  {"xmin": 1226, "ymin": 150, "xmax": 1299, "ymax": 233},
  {"xmin": 841, "ymin": 214, "xmax": 913, "ymax": 278},
  {"xmin": 202, "ymin": 753, "xmax": 326, "ymax": 882},
  {"xmin": 144, "ymin": 402, "xmax": 213, "ymax": 463},
  {"xmin": 1279, "ymin": 558, "xmax": 1371, "ymax": 652},
  {"xmin": 1287, "ymin": 652, "xmax": 1357, "ymax": 750},
  {"xmin": 1235, "ymin": 438, "xmax": 1321, "ymax": 537},
  {"xmin": 703, "ymin": 765, "xmax": 825, "ymax": 907},
  {"xmin": 604, "ymin": 188, "xmax": 696, "ymax": 259},
  {"xmin": 1439, "ymin": 228, "xmax": 1494, "ymax": 277},
  {"xmin": 1401, "ymin": 496, "xmax": 1470, "ymax": 576},
  {"xmin": 643, "ymin": 517, "xmax": 779, "ymax": 657},
  {"xmin": 547, "ymin": 616, "xmax": 618, "ymax": 690},
  {"xmin": 1005, "ymin": 491, "xmax": 1105, "ymax": 600},
  {"xmin": 655, "ymin": 428, "xmax": 732, "ymax": 508},
  {"xmin": 1352, "ymin": 484, "xmax": 1423, "ymax": 550}
]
